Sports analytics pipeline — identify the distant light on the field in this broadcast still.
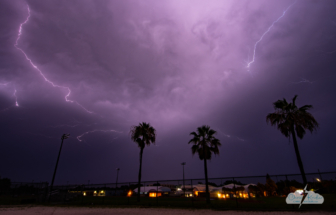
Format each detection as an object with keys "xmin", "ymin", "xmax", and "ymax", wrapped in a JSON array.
[
  {"xmin": 149, "ymin": 193, "xmax": 157, "ymax": 197},
  {"xmin": 316, "ymin": 178, "xmax": 321, "ymax": 182}
]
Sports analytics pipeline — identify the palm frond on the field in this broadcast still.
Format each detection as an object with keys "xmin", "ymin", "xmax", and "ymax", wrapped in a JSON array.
[
  {"xmin": 130, "ymin": 122, "xmax": 156, "ymax": 148},
  {"xmin": 267, "ymin": 95, "xmax": 318, "ymax": 142},
  {"xmin": 292, "ymin": 95, "xmax": 298, "ymax": 107},
  {"xmin": 189, "ymin": 125, "xmax": 221, "ymax": 161},
  {"xmin": 299, "ymin": 105, "xmax": 313, "ymax": 112}
]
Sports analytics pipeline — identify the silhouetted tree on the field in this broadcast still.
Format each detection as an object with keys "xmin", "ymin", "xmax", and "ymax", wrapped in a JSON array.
[
  {"xmin": 130, "ymin": 122, "xmax": 156, "ymax": 202},
  {"xmin": 266, "ymin": 95, "xmax": 318, "ymax": 185},
  {"xmin": 188, "ymin": 125, "xmax": 221, "ymax": 204},
  {"xmin": 0, "ymin": 177, "xmax": 11, "ymax": 194},
  {"xmin": 265, "ymin": 174, "xmax": 277, "ymax": 196}
]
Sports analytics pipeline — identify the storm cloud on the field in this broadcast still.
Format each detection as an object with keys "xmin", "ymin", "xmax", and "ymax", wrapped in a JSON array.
[{"xmin": 1, "ymin": 0, "xmax": 335, "ymax": 185}]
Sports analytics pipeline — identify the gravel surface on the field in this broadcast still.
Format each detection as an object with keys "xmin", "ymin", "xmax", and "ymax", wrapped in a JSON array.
[{"xmin": 0, "ymin": 207, "xmax": 335, "ymax": 215}]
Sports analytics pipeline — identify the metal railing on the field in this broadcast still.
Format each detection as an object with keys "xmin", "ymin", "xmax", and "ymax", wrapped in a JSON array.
[{"xmin": 1, "ymin": 171, "xmax": 335, "ymax": 210}]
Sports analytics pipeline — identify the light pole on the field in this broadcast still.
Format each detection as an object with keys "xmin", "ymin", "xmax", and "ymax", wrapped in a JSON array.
[
  {"xmin": 181, "ymin": 162, "xmax": 186, "ymax": 197},
  {"xmin": 115, "ymin": 168, "xmax": 120, "ymax": 196},
  {"xmin": 49, "ymin": 133, "xmax": 70, "ymax": 202}
]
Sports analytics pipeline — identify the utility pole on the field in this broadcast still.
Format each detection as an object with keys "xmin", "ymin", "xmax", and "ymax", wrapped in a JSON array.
[
  {"xmin": 181, "ymin": 162, "xmax": 186, "ymax": 197},
  {"xmin": 49, "ymin": 133, "xmax": 70, "ymax": 202},
  {"xmin": 115, "ymin": 168, "xmax": 120, "ymax": 196}
]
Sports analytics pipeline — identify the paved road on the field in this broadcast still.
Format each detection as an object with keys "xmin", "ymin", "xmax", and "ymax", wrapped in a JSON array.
[{"xmin": 0, "ymin": 207, "xmax": 335, "ymax": 215}]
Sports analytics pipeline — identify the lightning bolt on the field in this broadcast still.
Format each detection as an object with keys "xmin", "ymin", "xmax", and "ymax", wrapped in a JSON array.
[
  {"xmin": 299, "ymin": 184, "xmax": 308, "ymax": 208},
  {"xmin": 77, "ymin": 129, "xmax": 122, "ymax": 142},
  {"xmin": 0, "ymin": 82, "xmax": 19, "ymax": 110},
  {"xmin": 291, "ymin": 78, "xmax": 313, "ymax": 84},
  {"xmin": 50, "ymin": 122, "xmax": 97, "ymax": 128},
  {"xmin": 246, "ymin": 1, "xmax": 297, "ymax": 70},
  {"xmin": 14, "ymin": 5, "xmax": 93, "ymax": 114},
  {"xmin": 14, "ymin": 89, "xmax": 19, "ymax": 106}
]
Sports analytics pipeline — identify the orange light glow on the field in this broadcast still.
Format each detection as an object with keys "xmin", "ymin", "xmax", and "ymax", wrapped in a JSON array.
[
  {"xmin": 127, "ymin": 191, "xmax": 132, "ymax": 197},
  {"xmin": 149, "ymin": 192, "xmax": 162, "ymax": 197},
  {"xmin": 217, "ymin": 193, "xmax": 226, "ymax": 198}
]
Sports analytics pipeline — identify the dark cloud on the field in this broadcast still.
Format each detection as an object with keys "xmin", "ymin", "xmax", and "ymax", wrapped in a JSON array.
[{"xmin": 0, "ymin": 0, "xmax": 335, "ymax": 184}]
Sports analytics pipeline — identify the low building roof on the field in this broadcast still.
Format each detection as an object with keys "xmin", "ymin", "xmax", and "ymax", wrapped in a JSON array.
[
  {"xmin": 222, "ymin": 183, "xmax": 257, "ymax": 192},
  {"xmin": 133, "ymin": 186, "xmax": 171, "ymax": 193}
]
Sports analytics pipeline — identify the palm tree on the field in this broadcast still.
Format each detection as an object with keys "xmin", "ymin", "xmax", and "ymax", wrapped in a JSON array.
[
  {"xmin": 266, "ymin": 95, "xmax": 318, "ymax": 185},
  {"xmin": 188, "ymin": 125, "xmax": 221, "ymax": 204},
  {"xmin": 130, "ymin": 122, "xmax": 156, "ymax": 202}
]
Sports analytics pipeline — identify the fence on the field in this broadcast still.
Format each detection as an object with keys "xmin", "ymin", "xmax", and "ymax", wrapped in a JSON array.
[
  {"xmin": 1, "ymin": 171, "xmax": 335, "ymax": 210},
  {"xmin": 0, "ymin": 182, "xmax": 49, "ymax": 204}
]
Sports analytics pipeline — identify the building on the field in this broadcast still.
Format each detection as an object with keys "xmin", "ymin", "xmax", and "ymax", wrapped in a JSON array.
[
  {"xmin": 82, "ymin": 189, "xmax": 124, "ymax": 197},
  {"xmin": 133, "ymin": 186, "xmax": 171, "ymax": 197},
  {"xmin": 220, "ymin": 183, "xmax": 257, "ymax": 198},
  {"xmin": 177, "ymin": 183, "xmax": 258, "ymax": 199}
]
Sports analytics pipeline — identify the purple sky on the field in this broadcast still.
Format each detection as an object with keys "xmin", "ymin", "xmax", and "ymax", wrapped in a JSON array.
[{"xmin": 1, "ymin": 0, "xmax": 336, "ymax": 185}]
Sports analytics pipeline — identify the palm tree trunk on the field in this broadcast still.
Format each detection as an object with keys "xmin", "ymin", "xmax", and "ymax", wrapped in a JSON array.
[
  {"xmin": 203, "ymin": 152, "xmax": 210, "ymax": 204},
  {"xmin": 137, "ymin": 147, "xmax": 144, "ymax": 202},
  {"xmin": 291, "ymin": 126, "xmax": 307, "ymax": 185}
]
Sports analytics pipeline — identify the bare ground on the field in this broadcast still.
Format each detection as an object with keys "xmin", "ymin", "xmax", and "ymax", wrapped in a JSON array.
[{"xmin": 0, "ymin": 206, "xmax": 335, "ymax": 215}]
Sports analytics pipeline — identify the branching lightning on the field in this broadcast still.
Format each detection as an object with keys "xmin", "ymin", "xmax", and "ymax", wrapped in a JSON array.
[
  {"xmin": 77, "ymin": 129, "xmax": 122, "ymax": 142},
  {"xmin": 14, "ymin": 5, "xmax": 93, "ymax": 114},
  {"xmin": 246, "ymin": 1, "xmax": 297, "ymax": 70}
]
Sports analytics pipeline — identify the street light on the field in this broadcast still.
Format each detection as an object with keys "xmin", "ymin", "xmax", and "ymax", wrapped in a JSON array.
[
  {"xmin": 49, "ymin": 133, "xmax": 70, "ymax": 202},
  {"xmin": 115, "ymin": 168, "xmax": 120, "ymax": 196},
  {"xmin": 181, "ymin": 162, "xmax": 186, "ymax": 197}
]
